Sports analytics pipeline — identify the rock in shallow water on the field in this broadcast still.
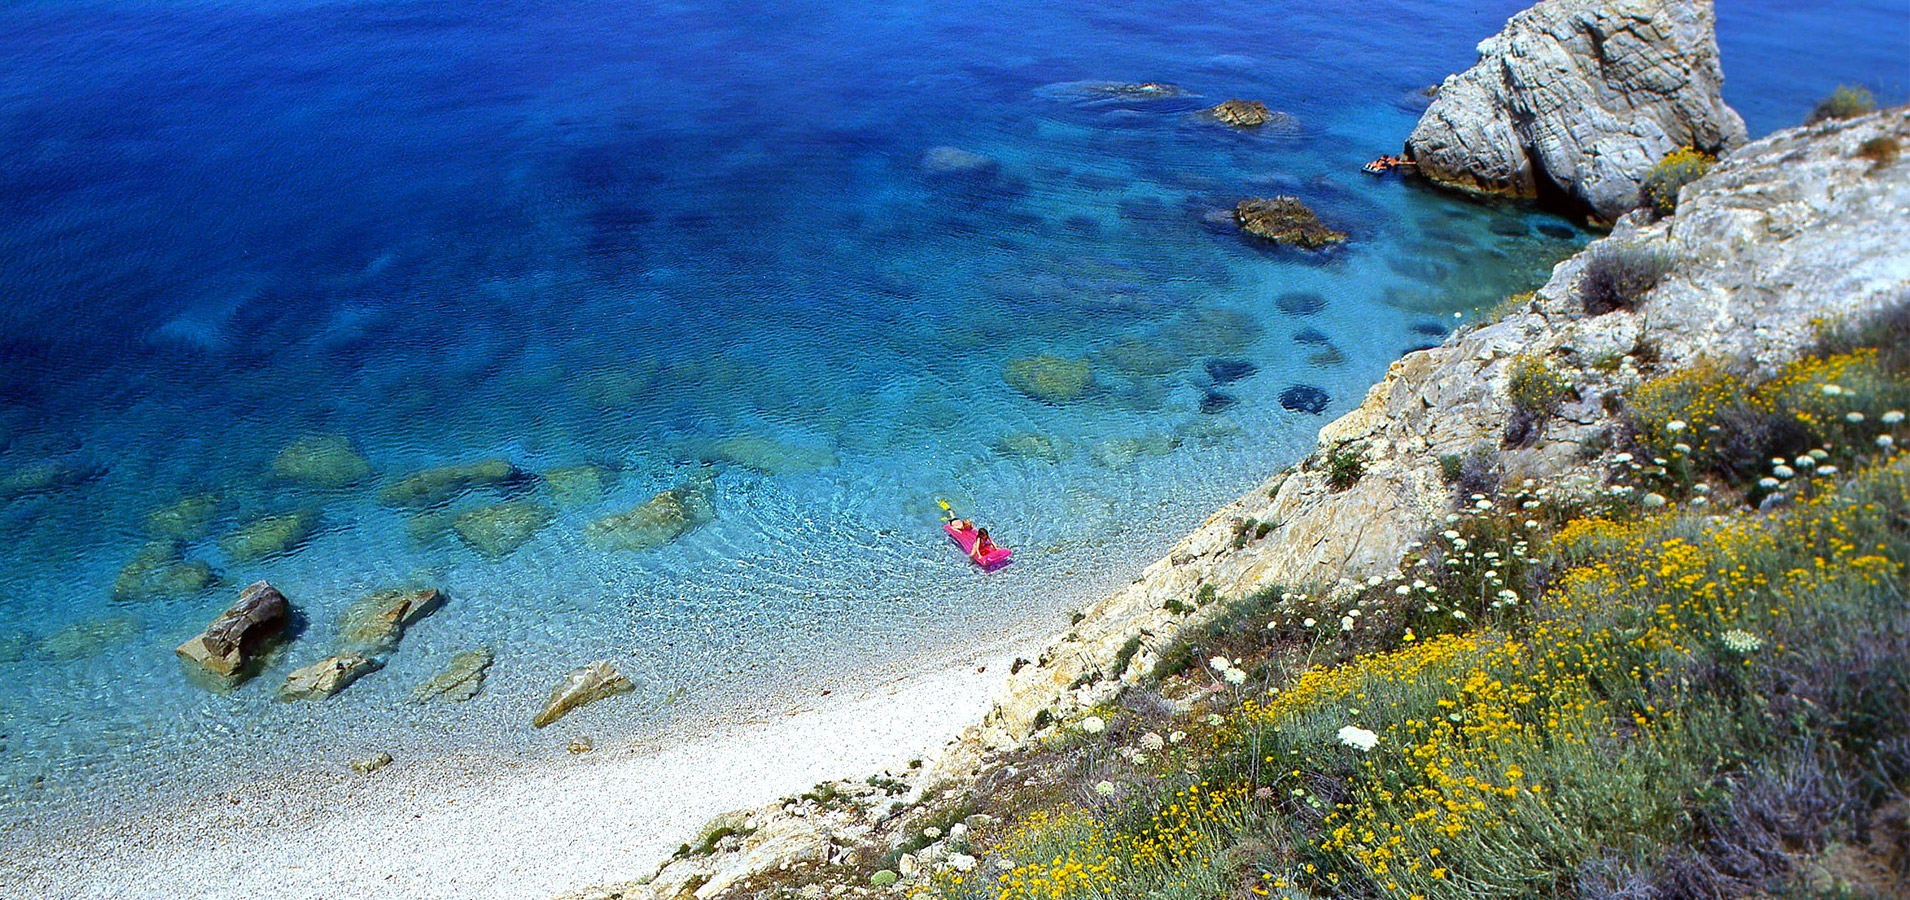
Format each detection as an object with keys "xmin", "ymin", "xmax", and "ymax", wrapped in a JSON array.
[
  {"xmin": 1233, "ymin": 197, "xmax": 1345, "ymax": 248},
  {"xmin": 112, "ymin": 541, "xmax": 220, "ymax": 602},
  {"xmin": 142, "ymin": 494, "xmax": 220, "ymax": 541},
  {"xmin": 272, "ymin": 434, "xmax": 373, "ymax": 487},
  {"xmin": 351, "ymin": 751, "xmax": 393, "ymax": 774},
  {"xmin": 1280, "ymin": 384, "xmax": 1331, "ymax": 414},
  {"xmin": 453, "ymin": 500, "xmax": 556, "ymax": 557},
  {"xmin": 338, "ymin": 588, "xmax": 444, "ymax": 656},
  {"xmin": 280, "ymin": 653, "xmax": 381, "ymax": 700},
  {"xmin": 221, "ymin": 511, "xmax": 319, "ymax": 562},
  {"xmin": 175, "ymin": 581, "xmax": 290, "ymax": 684},
  {"xmin": 411, "ymin": 647, "xmax": 494, "ymax": 703},
  {"xmin": 1276, "ymin": 291, "xmax": 1327, "ymax": 316},
  {"xmin": 1204, "ymin": 358, "xmax": 1257, "ymax": 384},
  {"xmin": 1003, "ymin": 354, "xmax": 1092, "ymax": 402},
  {"xmin": 379, "ymin": 458, "xmax": 520, "ymax": 508},
  {"xmin": 1208, "ymin": 99, "xmax": 1272, "ymax": 127},
  {"xmin": 532, "ymin": 659, "xmax": 633, "ymax": 728},
  {"xmin": 1199, "ymin": 391, "xmax": 1239, "ymax": 414},
  {"xmin": 583, "ymin": 479, "xmax": 716, "ymax": 551},
  {"xmin": 542, "ymin": 464, "xmax": 618, "ymax": 505}
]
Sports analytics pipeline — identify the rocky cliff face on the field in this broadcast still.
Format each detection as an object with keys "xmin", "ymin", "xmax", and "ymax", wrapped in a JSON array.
[
  {"xmin": 1405, "ymin": 0, "xmax": 1748, "ymax": 223},
  {"xmin": 558, "ymin": 107, "xmax": 1908, "ymax": 900}
]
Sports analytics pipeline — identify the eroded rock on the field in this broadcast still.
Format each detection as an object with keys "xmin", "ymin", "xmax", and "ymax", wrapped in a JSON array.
[
  {"xmin": 175, "ymin": 581, "xmax": 290, "ymax": 683},
  {"xmin": 532, "ymin": 659, "xmax": 634, "ymax": 728},
  {"xmin": 1208, "ymin": 99, "xmax": 1272, "ymax": 127},
  {"xmin": 1404, "ymin": 0, "xmax": 1747, "ymax": 222}
]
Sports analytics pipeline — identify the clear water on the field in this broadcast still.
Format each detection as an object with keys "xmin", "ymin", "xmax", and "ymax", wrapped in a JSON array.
[{"xmin": 0, "ymin": 0, "xmax": 1902, "ymax": 842}]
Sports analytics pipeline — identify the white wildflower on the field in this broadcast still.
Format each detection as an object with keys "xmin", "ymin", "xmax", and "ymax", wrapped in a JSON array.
[
  {"xmin": 1336, "ymin": 725, "xmax": 1379, "ymax": 751},
  {"xmin": 1224, "ymin": 668, "xmax": 1247, "ymax": 685},
  {"xmin": 1759, "ymin": 477, "xmax": 1780, "ymax": 489},
  {"xmin": 1080, "ymin": 716, "xmax": 1106, "ymax": 735},
  {"xmin": 1094, "ymin": 780, "xmax": 1116, "ymax": 796},
  {"xmin": 1817, "ymin": 465, "xmax": 1839, "ymax": 476},
  {"xmin": 1205, "ymin": 714, "xmax": 1223, "ymax": 726},
  {"xmin": 1210, "ymin": 656, "xmax": 1232, "ymax": 673},
  {"xmin": 1810, "ymin": 449, "xmax": 1829, "ymax": 461},
  {"xmin": 1451, "ymin": 610, "xmax": 1467, "ymax": 620},
  {"xmin": 1642, "ymin": 492, "xmax": 1667, "ymax": 509},
  {"xmin": 1694, "ymin": 483, "xmax": 1712, "ymax": 494},
  {"xmin": 1395, "ymin": 585, "xmax": 1410, "ymax": 596},
  {"xmin": 1614, "ymin": 452, "xmax": 1634, "ymax": 463},
  {"xmin": 1525, "ymin": 519, "xmax": 1540, "ymax": 529},
  {"xmin": 1140, "ymin": 731, "xmax": 1165, "ymax": 751},
  {"xmin": 1879, "ymin": 435, "xmax": 1896, "ymax": 449},
  {"xmin": 1302, "ymin": 617, "xmax": 1317, "ymax": 628},
  {"xmin": 1774, "ymin": 465, "xmax": 1795, "ymax": 479},
  {"xmin": 1340, "ymin": 616, "xmax": 1355, "ymax": 632},
  {"xmin": 1883, "ymin": 410, "xmax": 1905, "ymax": 425},
  {"xmin": 1667, "ymin": 420, "xmax": 1687, "ymax": 433},
  {"xmin": 1822, "ymin": 384, "xmax": 1843, "ymax": 396},
  {"xmin": 1847, "ymin": 412, "xmax": 1867, "ymax": 423},
  {"xmin": 1168, "ymin": 730, "xmax": 1186, "ymax": 744},
  {"xmin": 1721, "ymin": 629, "xmax": 1763, "ymax": 653}
]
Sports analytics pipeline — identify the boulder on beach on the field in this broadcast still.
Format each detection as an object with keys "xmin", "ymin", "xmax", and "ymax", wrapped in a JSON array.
[
  {"xmin": 272, "ymin": 434, "xmax": 374, "ymax": 487},
  {"xmin": 280, "ymin": 653, "xmax": 381, "ymax": 700},
  {"xmin": 175, "ymin": 580, "xmax": 290, "ymax": 683},
  {"xmin": 453, "ymin": 500, "xmax": 556, "ymax": 557},
  {"xmin": 1208, "ymin": 99, "xmax": 1272, "ymax": 127},
  {"xmin": 410, "ymin": 647, "xmax": 494, "ymax": 703},
  {"xmin": 532, "ymin": 659, "xmax": 634, "ymax": 728},
  {"xmin": 112, "ymin": 542, "xmax": 221, "ymax": 602},
  {"xmin": 1004, "ymin": 354, "xmax": 1092, "ymax": 402},
  {"xmin": 143, "ymin": 494, "xmax": 221, "ymax": 541},
  {"xmin": 379, "ymin": 458, "xmax": 521, "ymax": 508},
  {"xmin": 542, "ymin": 464, "xmax": 618, "ymax": 506},
  {"xmin": 583, "ymin": 479, "xmax": 716, "ymax": 552},
  {"xmin": 221, "ymin": 511, "xmax": 319, "ymax": 562},
  {"xmin": 1233, "ymin": 197, "xmax": 1346, "ymax": 248},
  {"xmin": 338, "ymin": 588, "xmax": 444, "ymax": 656},
  {"xmin": 1404, "ymin": 0, "xmax": 1746, "ymax": 222}
]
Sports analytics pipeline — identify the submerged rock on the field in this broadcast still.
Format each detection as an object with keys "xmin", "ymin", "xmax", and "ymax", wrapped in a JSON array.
[
  {"xmin": 0, "ymin": 631, "xmax": 31, "ymax": 664},
  {"xmin": 272, "ymin": 434, "xmax": 374, "ymax": 487},
  {"xmin": 1199, "ymin": 391, "xmax": 1240, "ymax": 414},
  {"xmin": 379, "ymin": 458, "xmax": 521, "ymax": 508},
  {"xmin": 1280, "ymin": 384, "xmax": 1332, "ymax": 414},
  {"xmin": 1309, "ymin": 345, "xmax": 1349, "ymax": 368},
  {"xmin": 1276, "ymin": 291, "xmax": 1327, "ymax": 316},
  {"xmin": 1003, "ymin": 354, "xmax": 1092, "ymax": 402},
  {"xmin": 543, "ymin": 464, "xmax": 618, "ymax": 506},
  {"xmin": 1102, "ymin": 337, "xmax": 1184, "ymax": 376},
  {"xmin": 921, "ymin": 146, "xmax": 999, "ymax": 177},
  {"xmin": 1293, "ymin": 328, "xmax": 1331, "ymax": 345},
  {"xmin": 583, "ymin": 480, "xmax": 716, "ymax": 552},
  {"xmin": 711, "ymin": 435, "xmax": 838, "ymax": 475},
  {"xmin": 1404, "ymin": 0, "xmax": 1746, "ymax": 222},
  {"xmin": 410, "ymin": 647, "xmax": 494, "ymax": 703},
  {"xmin": 175, "ymin": 581, "xmax": 290, "ymax": 683},
  {"xmin": 1091, "ymin": 434, "xmax": 1180, "ymax": 469},
  {"xmin": 39, "ymin": 615, "xmax": 138, "ymax": 661},
  {"xmin": 531, "ymin": 659, "xmax": 634, "ymax": 728},
  {"xmin": 280, "ymin": 653, "xmax": 381, "ymax": 700},
  {"xmin": 995, "ymin": 432, "xmax": 1073, "ymax": 463},
  {"xmin": 1, "ymin": 460, "xmax": 102, "ymax": 499},
  {"xmin": 338, "ymin": 588, "xmax": 444, "ymax": 656},
  {"xmin": 1205, "ymin": 358, "xmax": 1257, "ymax": 384},
  {"xmin": 112, "ymin": 542, "xmax": 220, "ymax": 602},
  {"xmin": 1166, "ymin": 307, "xmax": 1262, "ymax": 355},
  {"xmin": 1234, "ymin": 197, "xmax": 1346, "ymax": 248},
  {"xmin": 1208, "ymin": 99, "xmax": 1272, "ymax": 127},
  {"xmin": 221, "ymin": 511, "xmax": 319, "ymax": 562},
  {"xmin": 143, "ymin": 494, "xmax": 221, "ymax": 541},
  {"xmin": 453, "ymin": 500, "xmax": 556, "ymax": 557}
]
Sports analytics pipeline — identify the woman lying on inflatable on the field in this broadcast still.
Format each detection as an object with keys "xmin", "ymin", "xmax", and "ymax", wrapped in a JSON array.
[{"xmin": 1362, "ymin": 154, "xmax": 1416, "ymax": 175}]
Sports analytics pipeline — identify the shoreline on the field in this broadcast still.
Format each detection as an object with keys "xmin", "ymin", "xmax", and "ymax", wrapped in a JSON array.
[{"xmin": 4, "ymin": 628, "xmax": 1042, "ymax": 900}]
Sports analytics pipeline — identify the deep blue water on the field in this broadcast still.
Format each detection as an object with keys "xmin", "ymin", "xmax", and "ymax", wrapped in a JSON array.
[{"xmin": 0, "ymin": 0, "xmax": 1903, "ymax": 836}]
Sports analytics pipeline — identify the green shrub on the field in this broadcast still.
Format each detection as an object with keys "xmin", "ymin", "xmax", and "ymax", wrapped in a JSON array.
[
  {"xmin": 1107, "ymin": 635, "xmax": 1145, "ymax": 681},
  {"xmin": 1326, "ymin": 445, "xmax": 1365, "ymax": 492},
  {"xmin": 1806, "ymin": 85, "xmax": 1876, "ymax": 124},
  {"xmin": 1505, "ymin": 355, "xmax": 1576, "ymax": 447},
  {"xmin": 1578, "ymin": 243, "xmax": 1670, "ymax": 315},
  {"xmin": 1858, "ymin": 135, "xmax": 1900, "ymax": 166},
  {"xmin": 1640, "ymin": 147, "xmax": 1715, "ymax": 217}
]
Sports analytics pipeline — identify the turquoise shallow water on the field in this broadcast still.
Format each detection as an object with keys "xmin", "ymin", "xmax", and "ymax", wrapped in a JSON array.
[{"xmin": 0, "ymin": 0, "xmax": 1903, "ymax": 838}]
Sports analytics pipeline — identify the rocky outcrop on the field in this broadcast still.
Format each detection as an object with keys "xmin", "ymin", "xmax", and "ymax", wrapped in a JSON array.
[
  {"xmin": 1404, "ymin": 0, "xmax": 1747, "ymax": 223},
  {"xmin": 411, "ymin": 647, "xmax": 494, "ymax": 703},
  {"xmin": 1233, "ymin": 197, "xmax": 1345, "ymax": 248},
  {"xmin": 175, "ymin": 581, "xmax": 290, "ymax": 683},
  {"xmin": 532, "ymin": 659, "xmax": 634, "ymax": 728}
]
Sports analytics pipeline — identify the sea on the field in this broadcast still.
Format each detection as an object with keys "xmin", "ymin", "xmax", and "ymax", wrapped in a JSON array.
[{"xmin": 0, "ymin": 0, "xmax": 1903, "ymax": 846}]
